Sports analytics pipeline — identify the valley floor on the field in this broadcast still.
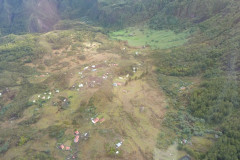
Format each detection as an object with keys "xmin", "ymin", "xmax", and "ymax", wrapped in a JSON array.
[{"xmin": 0, "ymin": 29, "xmax": 181, "ymax": 160}]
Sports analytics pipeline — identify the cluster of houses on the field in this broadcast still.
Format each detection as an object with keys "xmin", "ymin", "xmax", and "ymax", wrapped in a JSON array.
[
  {"xmin": 91, "ymin": 117, "xmax": 105, "ymax": 124},
  {"xmin": 32, "ymin": 60, "xmax": 141, "ymax": 158},
  {"xmin": 58, "ymin": 130, "xmax": 90, "ymax": 159},
  {"xmin": 32, "ymin": 89, "xmax": 61, "ymax": 103},
  {"xmin": 115, "ymin": 140, "xmax": 124, "ymax": 155}
]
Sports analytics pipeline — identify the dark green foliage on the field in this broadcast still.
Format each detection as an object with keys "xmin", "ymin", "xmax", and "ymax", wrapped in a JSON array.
[
  {"xmin": 0, "ymin": 0, "xmax": 27, "ymax": 35},
  {"xmin": 104, "ymin": 143, "xmax": 122, "ymax": 157},
  {"xmin": 156, "ymin": 131, "xmax": 175, "ymax": 149},
  {"xmin": 19, "ymin": 113, "xmax": 41, "ymax": 126},
  {"xmin": 0, "ymin": 80, "xmax": 46, "ymax": 120},
  {"xmin": 18, "ymin": 136, "xmax": 30, "ymax": 146},
  {"xmin": 46, "ymin": 32, "xmax": 71, "ymax": 50},
  {"xmin": 189, "ymin": 78, "xmax": 240, "ymax": 124},
  {"xmin": 59, "ymin": 0, "xmax": 98, "ymax": 19},
  {"xmin": 85, "ymin": 105, "xmax": 97, "ymax": 118},
  {"xmin": 154, "ymin": 1, "xmax": 240, "ymax": 159},
  {"xmin": 178, "ymin": 145, "xmax": 202, "ymax": 159},
  {"xmin": 34, "ymin": 152, "xmax": 55, "ymax": 160},
  {"xmin": 0, "ymin": 140, "xmax": 9, "ymax": 154},
  {"xmin": 0, "ymin": 0, "xmax": 233, "ymax": 34},
  {"xmin": 154, "ymin": 45, "xmax": 223, "ymax": 76},
  {"xmin": 149, "ymin": 14, "xmax": 189, "ymax": 31},
  {"xmin": 0, "ymin": 34, "xmax": 41, "ymax": 64},
  {"xmin": 163, "ymin": 111, "xmax": 205, "ymax": 139},
  {"xmin": 0, "ymin": 34, "xmax": 45, "ymax": 98},
  {"xmin": 22, "ymin": 150, "xmax": 55, "ymax": 160},
  {"xmin": 43, "ymin": 73, "xmax": 70, "ymax": 89},
  {"xmin": 48, "ymin": 125, "xmax": 66, "ymax": 140},
  {"xmin": 204, "ymin": 111, "xmax": 240, "ymax": 160}
]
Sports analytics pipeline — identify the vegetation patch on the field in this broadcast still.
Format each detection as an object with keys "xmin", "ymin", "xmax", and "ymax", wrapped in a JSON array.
[{"xmin": 110, "ymin": 26, "xmax": 190, "ymax": 49}]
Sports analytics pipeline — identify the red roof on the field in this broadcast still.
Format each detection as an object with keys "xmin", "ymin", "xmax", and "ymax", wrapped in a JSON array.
[
  {"xmin": 93, "ymin": 118, "xmax": 99, "ymax": 123},
  {"xmin": 60, "ymin": 144, "xmax": 64, "ymax": 150},
  {"xmin": 100, "ymin": 118, "xmax": 105, "ymax": 123},
  {"xmin": 66, "ymin": 146, "xmax": 70, "ymax": 150},
  {"xmin": 74, "ymin": 135, "xmax": 79, "ymax": 143},
  {"xmin": 74, "ymin": 138, "xmax": 79, "ymax": 143}
]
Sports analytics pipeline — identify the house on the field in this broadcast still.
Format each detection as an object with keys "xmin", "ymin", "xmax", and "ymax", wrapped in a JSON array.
[
  {"xmin": 102, "ymin": 75, "xmax": 107, "ymax": 79},
  {"xmin": 82, "ymin": 132, "xmax": 90, "ymax": 140},
  {"xmin": 91, "ymin": 117, "xmax": 99, "ymax": 124},
  {"xmin": 60, "ymin": 144, "xmax": 64, "ymax": 150},
  {"xmin": 116, "ymin": 142, "xmax": 122, "ymax": 148},
  {"xmin": 100, "ymin": 118, "xmax": 105, "ymax": 123},
  {"xmin": 179, "ymin": 155, "xmax": 191, "ymax": 160},
  {"xmin": 133, "ymin": 67, "xmax": 137, "ymax": 72},
  {"xmin": 180, "ymin": 86, "xmax": 186, "ymax": 91},
  {"xmin": 117, "ymin": 83, "xmax": 122, "ymax": 86},
  {"xmin": 75, "ymin": 130, "xmax": 79, "ymax": 135},
  {"xmin": 65, "ymin": 146, "xmax": 70, "ymax": 150},
  {"xmin": 181, "ymin": 139, "xmax": 187, "ymax": 144},
  {"xmin": 74, "ymin": 135, "xmax": 79, "ymax": 143}
]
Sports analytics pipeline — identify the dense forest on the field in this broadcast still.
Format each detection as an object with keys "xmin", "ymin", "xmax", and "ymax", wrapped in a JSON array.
[
  {"xmin": 0, "ymin": 0, "xmax": 239, "ymax": 160},
  {"xmin": 0, "ymin": 0, "xmax": 230, "ymax": 34}
]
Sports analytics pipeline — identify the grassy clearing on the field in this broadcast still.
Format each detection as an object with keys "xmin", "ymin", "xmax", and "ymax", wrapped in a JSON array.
[
  {"xmin": 110, "ymin": 27, "xmax": 190, "ymax": 49},
  {"xmin": 154, "ymin": 143, "xmax": 186, "ymax": 160}
]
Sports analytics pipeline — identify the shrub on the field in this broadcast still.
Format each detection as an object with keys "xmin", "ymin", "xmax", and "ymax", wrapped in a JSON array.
[
  {"xmin": 48, "ymin": 125, "xmax": 66, "ymax": 140},
  {"xmin": 78, "ymin": 55, "xmax": 86, "ymax": 61},
  {"xmin": 0, "ymin": 141, "xmax": 9, "ymax": 154},
  {"xmin": 18, "ymin": 136, "xmax": 29, "ymax": 146}
]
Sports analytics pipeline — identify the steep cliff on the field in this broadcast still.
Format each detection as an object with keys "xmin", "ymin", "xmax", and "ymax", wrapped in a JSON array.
[{"xmin": 0, "ymin": 0, "xmax": 60, "ymax": 34}]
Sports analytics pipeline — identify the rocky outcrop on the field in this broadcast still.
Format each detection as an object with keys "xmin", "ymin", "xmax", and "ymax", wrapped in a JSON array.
[
  {"xmin": 27, "ymin": 0, "xmax": 60, "ymax": 32},
  {"xmin": 0, "ymin": 0, "xmax": 59, "ymax": 34}
]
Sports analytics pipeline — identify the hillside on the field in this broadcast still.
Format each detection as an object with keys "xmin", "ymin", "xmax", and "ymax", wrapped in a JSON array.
[{"xmin": 0, "ymin": 0, "xmax": 240, "ymax": 160}]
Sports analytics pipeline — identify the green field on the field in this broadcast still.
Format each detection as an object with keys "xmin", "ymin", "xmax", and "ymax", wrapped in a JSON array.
[{"xmin": 110, "ymin": 27, "xmax": 190, "ymax": 49}]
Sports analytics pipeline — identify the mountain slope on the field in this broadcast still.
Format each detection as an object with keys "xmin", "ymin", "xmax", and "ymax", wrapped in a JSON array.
[
  {"xmin": 0, "ymin": 0, "xmax": 239, "ymax": 160},
  {"xmin": 0, "ymin": 0, "xmax": 59, "ymax": 34}
]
